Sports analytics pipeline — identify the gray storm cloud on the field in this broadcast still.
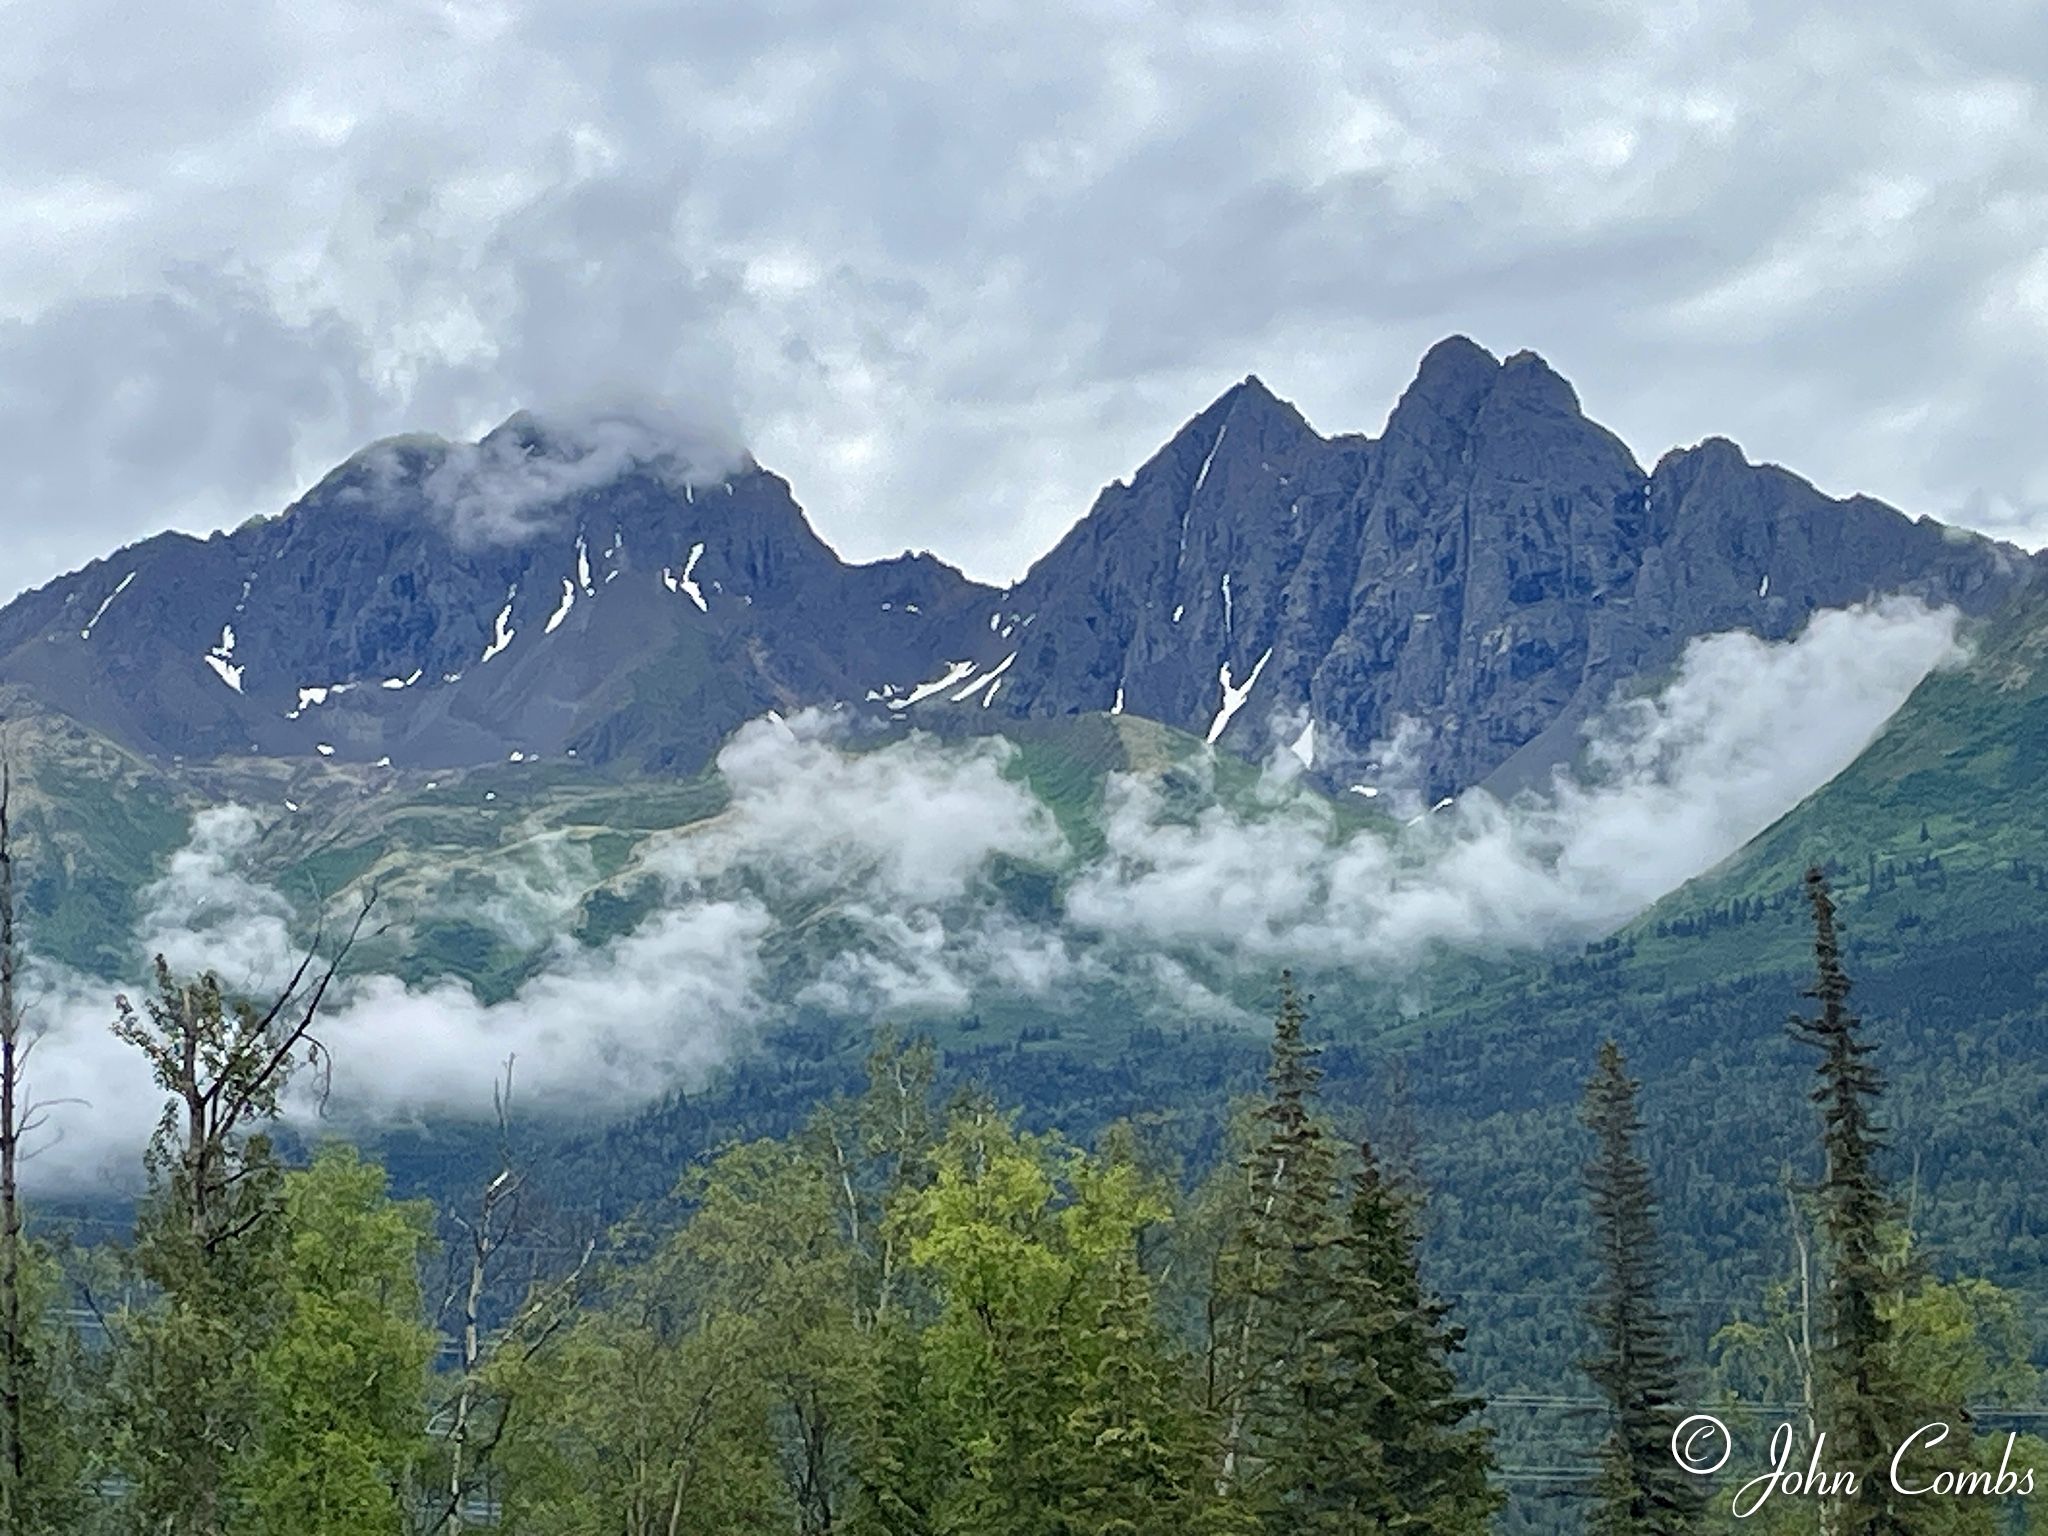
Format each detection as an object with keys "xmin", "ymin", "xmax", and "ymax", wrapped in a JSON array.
[
  {"xmin": 19, "ymin": 599, "xmax": 1958, "ymax": 1191},
  {"xmin": 6, "ymin": 1, "xmax": 2048, "ymax": 596}
]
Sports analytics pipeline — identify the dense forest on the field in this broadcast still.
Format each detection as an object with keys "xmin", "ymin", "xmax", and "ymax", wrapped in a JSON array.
[{"xmin": 5, "ymin": 848, "xmax": 2048, "ymax": 1535}]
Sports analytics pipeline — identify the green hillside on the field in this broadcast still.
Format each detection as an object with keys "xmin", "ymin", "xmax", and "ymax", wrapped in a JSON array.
[
  {"xmin": 1615, "ymin": 582, "xmax": 2048, "ymax": 986},
  {"xmin": 19, "ymin": 592, "xmax": 2048, "ymax": 1527}
]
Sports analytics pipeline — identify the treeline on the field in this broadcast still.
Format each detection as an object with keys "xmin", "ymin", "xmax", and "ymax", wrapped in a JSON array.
[
  {"xmin": 0, "ymin": 798, "xmax": 2043, "ymax": 1534},
  {"xmin": 2, "ymin": 961, "xmax": 1509, "ymax": 1534}
]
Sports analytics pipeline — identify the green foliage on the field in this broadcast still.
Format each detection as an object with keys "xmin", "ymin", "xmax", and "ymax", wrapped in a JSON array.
[
  {"xmin": 0, "ymin": 1237, "xmax": 94, "ymax": 1535},
  {"xmin": 232, "ymin": 1145, "xmax": 436, "ymax": 1536},
  {"xmin": 905, "ymin": 1106, "xmax": 1205, "ymax": 1536},
  {"xmin": 1580, "ymin": 1040, "xmax": 1702, "ymax": 1536},
  {"xmin": 1206, "ymin": 975, "xmax": 1499, "ymax": 1535},
  {"xmin": 494, "ymin": 1303, "xmax": 785, "ymax": 1536}
]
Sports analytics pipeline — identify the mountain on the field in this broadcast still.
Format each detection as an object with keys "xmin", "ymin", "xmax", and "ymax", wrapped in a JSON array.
[
  {"xmin": 16, "ymin": 341, "xmax": 2048, "ymax": 1536},
  {"xmin": 0, "ymin": 339, "xmax": 2029, "ymax": 801},
  {"xmin": 0, "ymin": 410, "xmax": 995, "ymax": 774},
  {"xmin": 954, "ymin": 338, "xmax": 2033, "ymax": 797}
]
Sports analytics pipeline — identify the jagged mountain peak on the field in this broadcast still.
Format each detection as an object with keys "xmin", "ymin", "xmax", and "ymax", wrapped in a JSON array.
[
  {"xmin": 1387, "ymin": 333, "xmax": 1500, "ymax": 427},
  {"xmin": 913, "ymin": 338, "xmax": 2028, "ymax": 799},
  {"xmin": 0, "ymin": 339, "xmax": 2031, "ymax": 804}
]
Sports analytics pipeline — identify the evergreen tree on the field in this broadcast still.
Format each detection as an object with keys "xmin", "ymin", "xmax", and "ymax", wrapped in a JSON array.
[
  {"xmin": 1579, "ymin": 1040, "xmax": 1700, "ymax": 1536},
  {"xmin": 1061, "ymin": 1131, "xmax": 1216, "ymax": 1536},
  {"xmin": 1285, "ymin": 1141, "xmax": 1500, "ymax": 1536},
  {"xmin": 1208, "ymin": 975, "xmax": 1498, "ymax": 1534},
  {"xmin": 1790, "ymin": 867, "xmax": 1962, "ymax": 1536},
  {"xmin": 1209, "ymin": 971, "xmax": 1341, "ymax": 1510}
]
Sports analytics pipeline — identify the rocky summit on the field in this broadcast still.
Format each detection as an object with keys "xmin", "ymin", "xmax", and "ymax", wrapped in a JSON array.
[{"xmin": 0, "ymin": 337, "xmax": 2031, "ymax": 795}]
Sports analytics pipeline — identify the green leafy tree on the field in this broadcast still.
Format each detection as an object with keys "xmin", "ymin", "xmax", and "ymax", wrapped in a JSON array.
[
  {"xmin": 231, "ymin": 1144, "xmax": 436, "ymax": 1536},
  {"xmin": 907, "ymin": 1106, "xmax": 1208, "ymax": 1536},
  {"xmin": 498, "ymin": 1039, "xmax": 949, "ymax": 1536},
  {"xmin": 494, "ymin": 1301, "xmax": 785, "ymax": 1536},
  {"xmin": 110, "ymin": 965, "xmax": 300, "ymax": 1536},
  {"xmin": 1580, "ymin": 1039, "xmax": 1702, "ymax": 1536}
]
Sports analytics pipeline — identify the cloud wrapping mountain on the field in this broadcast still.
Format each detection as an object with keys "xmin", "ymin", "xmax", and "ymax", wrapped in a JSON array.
[
  {"xmin": 17, "ymin": 598, "xmax": 1958, "ymax": 1191},
  {"xmin": 1067, "ymin": 596, "xmax": 1959, "ymax": 965},
  {"xmin": 391, "ymin": 397, "xmax": 751, "ymax": 546}
]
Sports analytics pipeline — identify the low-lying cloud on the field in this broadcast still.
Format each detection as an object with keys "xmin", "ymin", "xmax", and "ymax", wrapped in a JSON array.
[
  {"xmin": 1069, "ymin": 597, "xmax": 1958, "ymax": 966},
  {"xmin": 352, "ymin": 394, "xmax": 752, "ymax": 546},
  {"xmin": 21, "ymin": 599, "xmax": 1958, "ymax": 1191}
]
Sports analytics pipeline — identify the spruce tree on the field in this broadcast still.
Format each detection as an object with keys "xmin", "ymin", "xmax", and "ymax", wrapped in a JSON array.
[
  {"xmin": 1211, "ymin": 975, "xmax": 1498, "ymax": 1534},
  {"xmin": 1211, "ymin": 971, "xmax": 1341, "ymax": 1508},
  {"xmin": 1294, "ymin": 1141, "xmax": 1498, "ymax": 1536},
  {"xmin": 1579, "ymin": 1039, "xmax": 1700, "ymax": 1536},
  {"xmin": 1790, "ymin": 867, "xmax": 1961, "ymax": 1536}
]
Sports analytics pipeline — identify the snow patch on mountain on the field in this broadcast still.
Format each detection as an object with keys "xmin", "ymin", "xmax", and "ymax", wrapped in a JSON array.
[
  {"xmin": 1207, "ymin": 648, "xmax": 1273, "ymax": 743},
  {"xmin": 80, "ymin": 571, "xmax": 136, "ymax": 639},
  {"xmin": 481, "ymin": 591, "xmax": 517, "ymax": 662}
]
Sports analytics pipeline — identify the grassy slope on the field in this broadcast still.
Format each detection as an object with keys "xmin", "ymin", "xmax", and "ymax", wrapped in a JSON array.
[{"xmin": 22, "ymin": 600, "xmax": 2048, "ymax": 1524}]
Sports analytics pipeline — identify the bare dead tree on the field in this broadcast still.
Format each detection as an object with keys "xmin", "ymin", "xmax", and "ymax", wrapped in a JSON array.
[
  {"xmin": 113, "ymin": 895, "xmax": 374, "ymax": 1257},
  {"xmin": 0, "ymin": 756, "xmax": 30, "ymax": 1526},
  {"xmin": 424, "ymin": 1058, "xmax": 592, "ymax": 1535}
]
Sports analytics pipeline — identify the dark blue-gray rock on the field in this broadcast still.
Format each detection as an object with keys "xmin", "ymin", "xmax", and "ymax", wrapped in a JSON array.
[
  {"xmin": 941, "ymin": 337, "xmax": 2031, "ymax": 798},
  {"xmin": 0, "ymin": 338, "xmax": 2030, "ymax": 796}
]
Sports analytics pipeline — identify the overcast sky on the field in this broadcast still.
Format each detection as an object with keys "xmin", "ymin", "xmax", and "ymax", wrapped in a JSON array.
[{"xmin": 6, "ymin": 0, "xmax": 2048, "ymax": 597}]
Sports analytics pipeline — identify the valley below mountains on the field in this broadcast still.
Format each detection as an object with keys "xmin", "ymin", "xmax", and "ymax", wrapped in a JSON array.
[{"xmin": 10, "ymin": 337, "xmax": 2048, "ymax": 1528}]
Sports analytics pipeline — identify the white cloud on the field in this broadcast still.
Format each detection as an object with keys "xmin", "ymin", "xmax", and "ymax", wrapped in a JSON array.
[
  {"xmin": 7, "ymin": 962, "xmax": 165, "ymax": 1195},
  {"xmin": 307, "ymin": 898, "xmax": 771, "ymax": 1127},
  {"xmin": 4, "ymin": 1, "xmax": 2048, "ymax": 596},
  {"xmin": 643, "ymin": 711, "xmax": 1067, "ymax": 905},
  {"xmin": 139, "ymin": 803, "xmax": 299, "ymax": 989},
  {"xmin": 13, "ymin": 601, "xmax": 1962, "ymax": 1190},
  {"xmin": 1065, "ymin": 597, "xmax": 1960, "ymax": 963},
  {"xmin": 398, "ymin": 395, "xmax": 749, "ymax": 546}
]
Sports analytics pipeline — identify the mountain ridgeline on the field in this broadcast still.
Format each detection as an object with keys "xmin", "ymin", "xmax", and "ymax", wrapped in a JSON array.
[{"xmin": 0, "ymin": 337, "xmax": 2030, "ymax": 799}]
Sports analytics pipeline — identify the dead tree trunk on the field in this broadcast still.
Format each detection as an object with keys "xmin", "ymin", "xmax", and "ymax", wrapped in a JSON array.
[{"xmin": 0, "ymin": 760, "xmax": 26, "ymax": 1527}]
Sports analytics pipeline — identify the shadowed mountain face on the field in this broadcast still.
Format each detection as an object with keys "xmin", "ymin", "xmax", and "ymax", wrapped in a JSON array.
[
  {"xmin": 0, "ymin": 413, "xmax": 996, "ymax": 773},
  {"xmin": 968, "ymin": 338, "xmax": 2034, "ymax": 797},
  {"xmin": 0, "ymin": 339, "xmax": 2030, "ymax": 793}
]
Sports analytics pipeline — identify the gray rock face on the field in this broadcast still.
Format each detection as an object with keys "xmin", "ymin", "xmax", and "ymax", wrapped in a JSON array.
[
  {"xmin": 0, "ymin": 338, "xmax": 2030, "ymax": 793},
  {"xmin": 952, "ymin": 337, "xmax": 2032, "ymax": 797},
  {"xmin": 0, "ymin": 416, "xmax": 995, "ymax": 773}
]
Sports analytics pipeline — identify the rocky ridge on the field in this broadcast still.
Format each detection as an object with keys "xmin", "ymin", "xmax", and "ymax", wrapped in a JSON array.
[{"xmin": 0, "ymin": 338, "xmax": 2029, "ymax": 798}]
